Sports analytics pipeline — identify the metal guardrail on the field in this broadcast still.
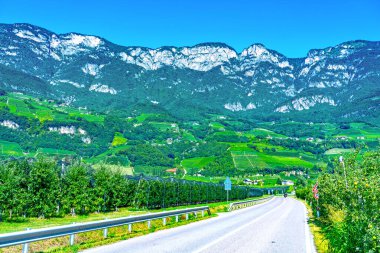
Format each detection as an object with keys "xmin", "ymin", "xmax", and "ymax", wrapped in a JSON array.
[
  {"xmin": 0, "ymin": 206, "xmax": 211, "ymax": 252},
  {"xmin": 228, "ymin": 196, "xmax": 274, "ymax": 211}
]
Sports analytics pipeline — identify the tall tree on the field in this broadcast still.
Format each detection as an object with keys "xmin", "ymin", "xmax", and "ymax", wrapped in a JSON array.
[
  {"xmin": 62, "ymin": 165, "xmax": 92, "ymax": 215},
  {"xmin": 28, "ymin": 160, "xmax": 60, "ymax": 218}
]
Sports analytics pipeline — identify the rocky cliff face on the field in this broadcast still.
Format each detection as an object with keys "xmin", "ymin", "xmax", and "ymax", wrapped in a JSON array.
[{"xmin": 1, "ymin": 23, "xmax": 379, "ymax": 121}]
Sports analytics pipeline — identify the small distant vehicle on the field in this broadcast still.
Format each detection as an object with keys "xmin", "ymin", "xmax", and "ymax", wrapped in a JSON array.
[{"xmin": 284, "ymin": 193, "xmax": 288, "ymax": 198}]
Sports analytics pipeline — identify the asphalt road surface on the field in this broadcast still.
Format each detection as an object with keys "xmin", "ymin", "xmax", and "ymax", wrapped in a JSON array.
[{"xmin": 82, "ymin": 197, "xmax": 316, "ymax": 253}]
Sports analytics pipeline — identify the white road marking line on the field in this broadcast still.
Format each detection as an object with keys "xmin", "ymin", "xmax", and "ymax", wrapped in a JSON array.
[{"xmin": 193, "ymin": 198, "xmax": 285, "ymax": 253}]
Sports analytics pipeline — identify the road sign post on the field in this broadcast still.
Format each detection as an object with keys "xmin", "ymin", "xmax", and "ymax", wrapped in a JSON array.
[{"xmin": 224, "ymin": 177, "xmax": 232, "ymax": 203}]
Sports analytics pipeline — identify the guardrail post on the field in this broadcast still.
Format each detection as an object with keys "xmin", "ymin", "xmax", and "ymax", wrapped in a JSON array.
[
  {"xmin": 69, "ymin": 223, "xmax": 75, "ymax": 246},
  {"xmin": 148, "ymin": 220, "xmax": 151, "ymax": 229},
  {"xmin": 194, "ymin": 212, "xmax": 197, "ymax": 218},
  {"xmin": 103, "ymin": 227, "xmax": 108, "ymax": 238},
  {"xmin": 186, "ymin": 213, "xmax": 189, "ymax": 220},
  {"xmin": 175, "ymin": 215, "xmax": 179, "ymax": 222},
  {"xmin": 22, "ymin": 228, "xmax": 31, "ymax": 253},
  {"xmin": 163, "ymin": 217, "xmax": 166, "ymax": 226},
  {"xmin": 69, "ymin": 234, "xmax": 75, "ymax": 246},
  {"xmin": 201, "ymin": 210, "xmax": 204, "ymax": 217},
  {"xmin": 22, "ymin": 242, "xmax": 29, "ymax": 253},
  {"xmin": 103, "ymin": 218, "xmax": 108, "ymax": 238},
  {"xmin": 128, "ymin": 223, "xmax": 132, "ymax": 233}
]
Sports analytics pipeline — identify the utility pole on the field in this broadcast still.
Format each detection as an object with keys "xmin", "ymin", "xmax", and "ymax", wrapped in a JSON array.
[{"xmin": 339, "ymin": 156, "xmax": 348, "ymax": 188}]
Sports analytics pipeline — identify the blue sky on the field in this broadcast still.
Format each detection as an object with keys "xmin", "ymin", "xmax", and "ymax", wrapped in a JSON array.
[{"xmin": 0, "ymin": 0, "xmax": 379, "ymax": 57}]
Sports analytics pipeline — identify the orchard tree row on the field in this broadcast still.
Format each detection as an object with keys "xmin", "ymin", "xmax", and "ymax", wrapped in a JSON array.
[
  {"xmin": 296, "ymin": 151, "xmax": 380, "ymax": 252},
  {"xmin": 0, "ymin": 159, "xmax": 260, "ymax": 220}
]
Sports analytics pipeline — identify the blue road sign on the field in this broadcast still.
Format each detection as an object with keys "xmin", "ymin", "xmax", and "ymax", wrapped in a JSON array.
[{"xmin": 224, "ymin": 177, "xmax": 231, "ymax": 191}]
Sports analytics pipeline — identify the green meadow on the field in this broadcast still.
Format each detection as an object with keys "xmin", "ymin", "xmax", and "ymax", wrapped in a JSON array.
[
  {"xmin": 0, "ymin": 140, "xmax": 24, "ymax": 156},
  {"xmin": 181, "ymin": 157, "xmax": 215, "ymax": 169}
]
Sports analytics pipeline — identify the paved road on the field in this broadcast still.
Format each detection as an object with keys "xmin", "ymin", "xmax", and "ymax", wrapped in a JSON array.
[{"xmin": 83, "ymin": 197, "xmax": 316, "ymax": 253}]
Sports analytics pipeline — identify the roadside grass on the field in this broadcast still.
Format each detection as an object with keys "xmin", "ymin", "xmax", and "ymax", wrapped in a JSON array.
[
  {"xmin": 0, "ymin": 209, "xmax": 147, "ymax": 234},
  {"xmin": 0, "ymin": 196, "xmax": 266, "ymax": 253},
  {"xmin": 301, "ymin": 200, "xmax": 330, "ymax": 253}
]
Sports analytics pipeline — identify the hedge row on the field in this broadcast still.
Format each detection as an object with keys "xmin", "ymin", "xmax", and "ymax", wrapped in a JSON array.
[{"xmin": 0, "ymin": 160, "xmax": 262, "ymax": 219}]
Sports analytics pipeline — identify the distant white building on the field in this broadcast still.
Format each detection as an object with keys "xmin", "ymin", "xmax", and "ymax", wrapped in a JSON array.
[
  {"xmin": 81, "ymin": 137, "xmax": 92, "ymax": 144},
  {"xmin": 48, "ymin": 126, "xmax": 76, "ymax": 135},
  {"xmin": 285, "ymin": 170, "xmax": 304, "ymax": 176},
  {"xmin": 282, "ymin": 180, "xmax": 294, "ymax": 186},
  {"xmin": 243, "ymin": 178, "xmax": 253, "ymax": 185},
  {"xmin": 1, "ymin": 120, "xmax": 19, "ymax": 129}
]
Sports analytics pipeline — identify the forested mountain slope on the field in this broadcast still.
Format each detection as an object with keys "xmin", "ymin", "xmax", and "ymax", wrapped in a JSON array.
[{"xmin": 0, "ymin": 23, "xmax": 379, "ymax": 123}]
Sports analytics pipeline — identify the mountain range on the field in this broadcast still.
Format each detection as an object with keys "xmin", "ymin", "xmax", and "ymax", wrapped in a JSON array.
[{"xmin": 0, "ymin": 23, "xmax": 379, "ymax": 123}]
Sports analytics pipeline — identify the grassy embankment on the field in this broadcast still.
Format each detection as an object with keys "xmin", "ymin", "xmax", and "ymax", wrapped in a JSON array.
[{"xmin": 300, "ymin": 199, "xmax": 330, "ymax": 253}]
